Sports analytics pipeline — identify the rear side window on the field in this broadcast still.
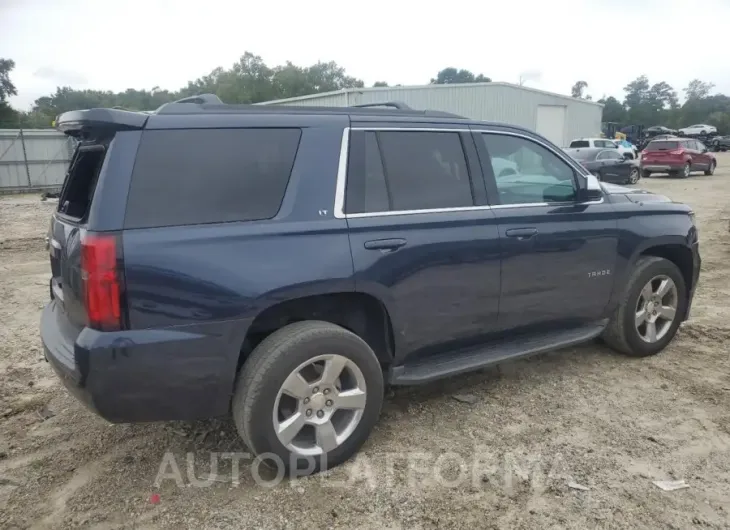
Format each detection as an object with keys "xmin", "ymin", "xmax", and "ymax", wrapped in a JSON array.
[
  {"xmin": 125, "ymin": 128, "xmax": 301, "ymax": 228},
  {"xmin": 569, "ymin": 140, "xmax": 589, "ymax": 148},
  {"xmin": 646, "ymin": 141, "xmax": 679, "ymax": 151},
  {"xmin": 58, "ymin": 144, "xmax": 106, "ymax": 220},
  {"xmin": 345, "ymin": 130, "xmax": 473, "ymax": 214}
]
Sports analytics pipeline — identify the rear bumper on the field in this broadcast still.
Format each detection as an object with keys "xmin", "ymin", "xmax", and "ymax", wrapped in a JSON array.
[
  {"xmin": 641, "ymin": 164, "xmax": 684, "ymax": 172},
  {"xmin": 41, "ymin": 301, "xmax": 242, "ymax": 423},
  {"xmin": 684, "ymin": 242, "xmax": 701, "ymax": 321}
]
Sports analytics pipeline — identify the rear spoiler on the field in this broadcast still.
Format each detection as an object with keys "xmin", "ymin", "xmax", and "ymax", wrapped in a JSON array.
[{"xmin": 55, "ymin": 108, "xmax": 149, "ymax": 138}]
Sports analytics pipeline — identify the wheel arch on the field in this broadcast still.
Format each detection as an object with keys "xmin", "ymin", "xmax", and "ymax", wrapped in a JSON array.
[{"xmin": 235, "ymin": 292, "xmax": 396, "ymax": 378}]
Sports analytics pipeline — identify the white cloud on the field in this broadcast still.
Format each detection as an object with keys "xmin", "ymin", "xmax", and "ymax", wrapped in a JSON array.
[{"xmin": 2, "ymin": 0, "xmax": 730, "ymax": 109}]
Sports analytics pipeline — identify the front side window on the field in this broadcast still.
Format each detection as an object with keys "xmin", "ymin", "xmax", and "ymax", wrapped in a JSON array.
[
  {"xmin": 597, "ymin": 150, "xmax": 620, "ymax": 160},
  {"xmin": 345, "ymin": 130, "xmax": 474, "ymax": 214},
  {"xmin": 481, "ymin": 133, "xmax": 577, "ymax": 205}
]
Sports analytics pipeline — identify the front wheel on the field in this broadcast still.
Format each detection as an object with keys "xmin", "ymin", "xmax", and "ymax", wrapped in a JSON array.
[
  {"xmin": 704, "ymin": 160, "xmax": 716, "ymax": 175},
  {"xmin": 232, "ymin": 321, "xmax": 384, "ymax": 475},
  {"xmin": 602, "ymin": 256, "xmax": 687, "ymax": 357}
]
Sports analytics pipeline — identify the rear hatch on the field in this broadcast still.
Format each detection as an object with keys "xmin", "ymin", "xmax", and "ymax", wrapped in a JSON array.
[
  {"xmin": 643, "ymin": 140, "xmax": 682, "ymax": 161},
  {"xmin": 49, "ymin": 109, "xmax": 147, "ymax": 331}
]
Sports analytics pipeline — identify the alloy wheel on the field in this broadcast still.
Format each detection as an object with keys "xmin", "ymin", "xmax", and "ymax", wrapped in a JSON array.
[
  {"xmin": 273, "ymin": 354, "xmax": 367, "ymax": 456},
  {"xmin": 629, "ymin": 168, "xmax": 639, "ymax": 184},
  {"xmin": 635, "ymin": 275, "xmax": 679, "ymax": 343}
]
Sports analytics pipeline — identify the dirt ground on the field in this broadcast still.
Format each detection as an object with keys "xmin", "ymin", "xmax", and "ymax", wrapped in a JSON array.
[{"xmin": 1, "ymin": 156, "xmax": 729, "ymax": 530}]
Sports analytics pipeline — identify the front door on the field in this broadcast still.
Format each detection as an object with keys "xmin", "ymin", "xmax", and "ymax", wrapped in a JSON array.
[
  {"xmin": 343, "ymin": 125, "xmax": 502, "ymax": 362},
  {"xmin": 472, "ymin": 127, "xmax": 619, "ymax": 331}
]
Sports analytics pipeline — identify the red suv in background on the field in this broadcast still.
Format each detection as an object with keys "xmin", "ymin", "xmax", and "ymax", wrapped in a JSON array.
[{"xmin": 641, "ymin": 138, "xmax": 717, "ymax": 178}]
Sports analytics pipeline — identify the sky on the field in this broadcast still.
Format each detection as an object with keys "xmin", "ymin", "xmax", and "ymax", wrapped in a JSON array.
[{"xmin": 3, "ymin": 0, "xmax": 730, "ymax": 110}]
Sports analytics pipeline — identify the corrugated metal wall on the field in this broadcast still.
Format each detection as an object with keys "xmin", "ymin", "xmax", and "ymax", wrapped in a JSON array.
[
  {"xmin": 261, "ymin": 83, "xmax": 603, "ymax": 147},
  {"xmin": 0, "ymin": 129, "xmax": 74, "ymax": 193}
]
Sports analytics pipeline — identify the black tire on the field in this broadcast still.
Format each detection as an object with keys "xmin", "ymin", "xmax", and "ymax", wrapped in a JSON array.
[
  {"xmin": 602, "ymin": 256, "xmax": 687, "ymax": 357},
  {"xmin": 704, "ymin": 159, "xmax": 716, "ymax": 175},
  {"xmin": 626, "ymin": 167, "xmax": 640, "ymax": 184},
  {"xmin": 675, "ymin": 162, "xmax": 690, "ymax": 178},
  {"xmin": 642, "ymin": 170, "xmax": 651, "ymax": 179},
  {"xmin": 232, "ymin": 321, "xmax": 384, "ymax": 475}
]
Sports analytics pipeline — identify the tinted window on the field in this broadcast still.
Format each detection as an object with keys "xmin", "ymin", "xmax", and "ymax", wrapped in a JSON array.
[
  {"xmin": 345, "ymin": 131, "xmax": 390, "ymax": 214},
  {"xmin": 481, "ymin": 134, "xmax": 576, "ymax": 204},
  {"xmin": 346, "ymin": 130, "xmax": 473, "ymax": 213},
  {"xmin": 569, "ymin": 140, "xmax": 590, "ymax": 148},
  {"xmin": 646, "ymin": 141, "xmax": 679, "ymax": 151},
  {"xmin": 125, "ymin": 128, "xmax": 301, "ymax": 228},
  {"xmin": 597, "ymin": 150, "xmax": 621, "ymax": 160}
]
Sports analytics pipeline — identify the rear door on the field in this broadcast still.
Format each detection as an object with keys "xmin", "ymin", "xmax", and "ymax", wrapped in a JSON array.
[
  {"xmin": 344, "ymin": 124, "xmax": 502, "ymax": 362},
  {"xmin": 472, "ymin": 127, "xmax": 618, "ymax": 331},
  {"xmin": 694, "ymin": 139, "xmax": 712, "ymax": 168}
]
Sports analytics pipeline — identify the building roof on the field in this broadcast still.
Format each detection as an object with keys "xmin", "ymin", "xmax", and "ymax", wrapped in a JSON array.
[{"xmin": 260, "ymin": 81, "xmax": 605, "ymax": 108}]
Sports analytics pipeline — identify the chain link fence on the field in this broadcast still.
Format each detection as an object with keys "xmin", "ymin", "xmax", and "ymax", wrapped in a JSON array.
[{"xmin": 0, "ymin": 128, "xmax": 76, "ymax": 194}]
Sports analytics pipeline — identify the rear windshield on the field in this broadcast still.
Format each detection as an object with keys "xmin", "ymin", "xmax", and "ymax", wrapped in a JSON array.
[
  {"xmin": 646, "ymin": 141, "xmax": 679, "ymax": 151},
  {"xmin": 124, "ymin": 128, "xmax": 301, "ymax": 229},
  {"xmin": 57, "ymin": 143, "xmax": 106, "ymax": 220},
  {"xmin": 569, "ymin": 140, "xmax": 590, "ymax": 148}
]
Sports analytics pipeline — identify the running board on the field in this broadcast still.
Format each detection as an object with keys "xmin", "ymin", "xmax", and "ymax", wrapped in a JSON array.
[{"xmin": 389, "ymin": 321, "xmax": 607, "ymax": 385}]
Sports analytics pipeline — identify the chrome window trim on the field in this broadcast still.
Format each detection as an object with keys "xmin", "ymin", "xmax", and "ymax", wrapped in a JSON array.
[{"xmin": 332, "ymin": 126, "xmax": 602, "ymax": 219}]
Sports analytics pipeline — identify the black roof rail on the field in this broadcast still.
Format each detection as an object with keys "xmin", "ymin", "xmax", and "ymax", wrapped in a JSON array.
[
  {"xmin": 351, "ymin": 101, "xmax": 412, "ymax": 110},
  {"xmin": 155, "ymin": 93, "xmax": 223, "ymax": 113},
  {"xmin": 152, "ymin": 94, "xmax": 466, "ymax": 119}
]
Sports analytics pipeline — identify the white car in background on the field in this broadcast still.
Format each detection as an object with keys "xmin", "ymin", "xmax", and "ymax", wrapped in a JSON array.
[
  {"xmin": 678, "ymin": 124, "xmax": 717, "ymax": 136},
  {"xmin": 568, "ymin": 138, "xmax": 637, "ymax": 160}
]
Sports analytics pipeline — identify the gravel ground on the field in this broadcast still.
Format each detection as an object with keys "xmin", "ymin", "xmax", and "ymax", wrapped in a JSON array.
[{"xmin": 1, "ymin": 157, "xmax": 729, "ymax": 530}]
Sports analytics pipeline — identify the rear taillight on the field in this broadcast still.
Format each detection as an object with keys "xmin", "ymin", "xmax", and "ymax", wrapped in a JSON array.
[{"xmin": 81, "ymin": 233, "xmax": 121, "ymax": 331}]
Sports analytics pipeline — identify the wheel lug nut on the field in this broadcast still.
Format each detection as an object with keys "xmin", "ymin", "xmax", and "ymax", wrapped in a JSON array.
[
  {"xmin": 306, "ymin": 409, "xmax": 313, "ymax": 417},
  {"xmin": 316, "ymin": 410, "xmax": 324, "ymax": 418},
  {"xmin": 323, "ymin": 389, "xmax": 330, "ymax": 395},
  {"xmin": 313, "ymin": 387, "xmax": 319, "ymax": 394},
  {"xmin": 303, "ymin": 397, "xmax": 310, "ymax": 404},
  {"xmin": 326, "ymin": 400, "xmax": 333, "ymax": 407}
]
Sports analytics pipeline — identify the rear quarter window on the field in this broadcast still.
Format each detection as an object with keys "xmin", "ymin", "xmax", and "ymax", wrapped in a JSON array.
[
  {"xmin": 124, "ymin": 128, "xmax": 301, "ymax": 228},
  {"xmin": 569, "ymin": 140, "xmax": 590, "ymax": 148}
]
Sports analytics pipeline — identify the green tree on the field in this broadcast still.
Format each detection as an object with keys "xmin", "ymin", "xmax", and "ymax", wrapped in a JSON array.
[
  {"xmin": 571, "ymin": 80, "xmax": 588, "ymax": 98},
  {"xmin": 372, "ymin": 81, "xmax": 389, "ymax": 87},
  {"xmin": 431, "ymin": 67, "xmax": 490, "ymax": 84},
  {"xmin": 684, "ymin": 79, "xmax": 715, "ymax": 100},
  {"xmin": 0, "ymin": 58, "xmax": 20, "ymax": 126},
  {"xmin": 622, "ymin": 75, "xmax": 678, "ymax": 125},
  {"xmin": 597, "ymin": 96, "xmax": 625, "ymax": 123}
]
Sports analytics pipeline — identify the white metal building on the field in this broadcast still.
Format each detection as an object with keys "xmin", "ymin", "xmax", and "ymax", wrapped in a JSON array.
[{"xmin": 261, "ymin": 82, "xmax": 603, "ymax": 148}]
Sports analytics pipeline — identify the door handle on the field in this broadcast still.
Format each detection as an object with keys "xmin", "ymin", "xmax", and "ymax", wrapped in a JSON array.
[
  {"xmin": 364, "ymin": 238, "xmax": 407, "ymax": 251},
  {"xmin": 505, "ymin": 228, "xmax": 538, "ymax": 240}
]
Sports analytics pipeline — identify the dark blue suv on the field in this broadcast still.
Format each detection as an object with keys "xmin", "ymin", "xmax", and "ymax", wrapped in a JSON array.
[{"xmin": 41, "ymin": 96, "xmax": 700, "ymax": 473}]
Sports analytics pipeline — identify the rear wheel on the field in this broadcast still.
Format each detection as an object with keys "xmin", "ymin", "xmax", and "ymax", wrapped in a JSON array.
[
  {"xmin": 627, "ymin": 168, "xmax": 640, "ymax": 184},
  {"xmin": 602, "ymin": 256, "xmax": 687, "ymax": 357},
  {"xmin": 232, "ymin": 321, "xmax": 384, "ymax": 475},
  {"xmin": 674, "ymin": 162, "xmax": 691, "ymax": 178},
  {"xmin": 704, "ymin": 160, "xmax": 716, "ymax": 175}
]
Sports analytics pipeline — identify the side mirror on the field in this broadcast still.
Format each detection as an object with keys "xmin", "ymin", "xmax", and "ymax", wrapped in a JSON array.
[{"xmin": 578, "ymin": 174, "xmax": 603, "ymax": 202}]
